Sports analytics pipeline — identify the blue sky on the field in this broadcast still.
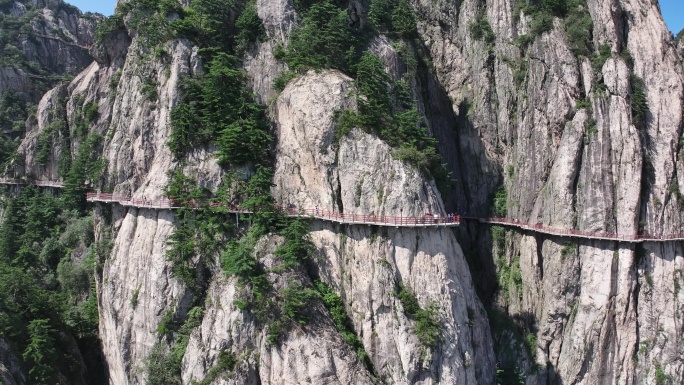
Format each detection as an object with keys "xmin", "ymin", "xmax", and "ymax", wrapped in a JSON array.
[
  {"xmin": 65, "ymin": 0, "xmax": 116, "ymax": 16},
  {"xmin": 660, "ymin": 0, "xmax": 684, "ymax": 34},
  {"xmin": 67, "ymin": 0, "xmax": 683, "ymax": 33}
]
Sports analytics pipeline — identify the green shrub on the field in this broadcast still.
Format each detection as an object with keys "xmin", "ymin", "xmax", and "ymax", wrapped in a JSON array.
[
  {"xmin": 530, "ymin": 12, "xmax": 553, "ymax": 36},
  {"xmin": 390, "ymin": 0, "xmax": 418, "ymax": 38},
  {"xmin": 275, "ymin": 218, "xmax": 312, "ymax": 268},
  {"xmin": 560, "ymin": 242, "xmax": 578, "ymax": 257},
  {"xmin": 369, "ymin": 0, "xmax": 417, "ymax": 37},
  {"xmin": 630, "ymin": 74, "xmax": 648, "ymax": 130},
  {"xmin": 676, "ymin": 28, "xmax": 684, "ymax": 43},
  {"xmin": 492, "ymin": 225, "xmax": 506, "ymax": 255},
  {"xmin": 235, "ymin": 2, "xmax": 265, "ymax": 52},
  {"xmin": 470, "ymin": 13, "xmax": 496, "ymax": 45},
  {"xmin": 396, "ymin": 283, "xmax": 441, "ymax": 348},
  {"xmin": 168, "ymin": 54, "xmax": 271, "ymax": 164},
  {"xmin": 591, "ymin": 44, "xmax": 611, "ymax": 73},
  {"xmin": 575, "ymin": 98, "xmax": 591, "ymax": 109},
  {"xmin": 492, "ymin": 186, "xmax": 507, "ymax": 217},
  {"xmin": 281, "ymin": 1, "xmax": 359, "ymax": 74},
  {"xmin": 396, "ymin": 283, "xmax": 421, "ymax": 315},
  {"xmin": 273, "ymin": 70, "xmax": 297, "ymax": 91},
  {"xmin": 141, "ymin": 79, "xmax": 158, "ymax": 102},
  {"xmin": 368, "ymin": 0, "xmax": 392, "ymax": 30},
  {"xmin": 94, "ymin": 13, "xmax": 126, "ymax": 45},
  {"xmin": 280, "ymin": 281, "xmax": 318, "ymax": 325},
  {"xmin": 23, "ymin": 319, "xmax": 57, "ymax": 384},
  {"xmin": 564, "ymin": 3, "xmax": 593, "ymax": 56},
  {"xmin": 131, "ymin": 289, "xmax": 139, "ymax": 309},
  {"xmin": 314, "ymin": 281, "xmax": 369, "ymax": 365},
  {"xmin": 196, "ymin": 350, "xmax": 237, "ymax": 385},
  {"xmin": 525, "ymin": 333, "xmax": 537, "ymax": 359},
  {"xmin": 511, "ymin": 256, "xmax": 523, "ymax": 294}
]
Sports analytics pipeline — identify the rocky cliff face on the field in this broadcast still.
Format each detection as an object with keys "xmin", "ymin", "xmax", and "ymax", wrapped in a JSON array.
[
  {"xmin": 4, "ymin": 0, "xmax": 684, "ymax": 384},
  {"xmin": 409, "ymin": 0, "xmax": 684, "ymax": 383},
  {"xmin": 0, "ymin": 0, "xmax": 98, "ymax": 99}
]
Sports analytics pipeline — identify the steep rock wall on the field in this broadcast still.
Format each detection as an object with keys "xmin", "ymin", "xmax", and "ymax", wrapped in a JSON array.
[
  {"xmin": 182, "ymin": 236, "xmax": 375, "ymax": 385},
  {"xmin": 7, "ymin": 0, "xmax": 684, "ymax": 383},
  {"xmin": 273, "ymin": 70, "xmax": 496, "ymax": 384},
  {"xmin": 408, "ymin": 0, "xmax": 684, "ymax": 383},
  {"xmin": 0, "ymin": 0, "xmax": 98, "ymax": 100}
]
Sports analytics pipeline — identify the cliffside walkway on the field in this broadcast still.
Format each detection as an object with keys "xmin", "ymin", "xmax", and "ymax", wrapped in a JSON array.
[
  {"xmin": 85, "ymin": 192, "xmax": 460, "ymax": 228},
  {"xmin": 6, "ymin": 178, "xmax": 684, "ymax": 239},
  {"xmin": 0, "ymin": 177, "xmax": 64, "ymax": 188},
  {"xmin": 465, "ymin": 217, "xmax": 684, "ymax": 243}
]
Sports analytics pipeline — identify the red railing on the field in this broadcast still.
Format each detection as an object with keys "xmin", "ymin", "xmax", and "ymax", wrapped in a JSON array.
[
  {"xmin": 7, "ymin": 179, "xmax": 684, "ymax": 239},
  {"xmin": 282, "ymin": 208, "xmax": 460, "ymax": 226},
  {"xmin": 85, "ymin": 192, "xmax": 460, "ymax": 226},
  {"xmin": 477, "ymin": 217, "xmax": 681, "ymax": 242}
]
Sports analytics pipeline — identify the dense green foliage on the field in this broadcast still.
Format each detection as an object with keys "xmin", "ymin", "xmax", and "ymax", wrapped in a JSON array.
[
  {"xmin": 147, "ymin": 306, "xmax": 204, "ymax": 385},
  {"xmin": 98, "ymin": 0, "xmax": 264, "ymax": 54},
  {"xmin": 235, "ymin": 3, "xmax": 266, "ymax": 52},
  {"xmin": 368, "ymin": 0, "xmax": 417, "ymax": 38},
  {"xmin": 220, "ymin": 221, "xmax": 320, "ymax": 345},
  {"xmin": 676, "ymin": 28, "xmax": 684, "ymax": 43},
  {"xmin": 275, "ymin": 217, "xmax": 313, "ymax": 269},
  {"xmin": 278, "ymin": 1, "xmax": 359, "ymax": 74},
  {"xmin": 165, "ymin": 170, "xmax": 238, "ymax": 291},
  {"xmin": 0, "ymin": 187, "xmax": 106, "ymax": 383},
  {"xmin": 169, "ymin": 53, "xmax": 271, "ymax": 165},
  {"xmin": 193, "ymin": 350, "xmax": 237, "ymax": 385},
  {"xmin": 563, "ymin": 1, "xmax": 593, "ymax": 56},
  {"xmin": 128, "ymin": 0, "xmax": 272, "ymax": 166},
  {"xmin": 336, "ymin": 52, "xmax": 449, "ymax": 186},
  {"xmin": 0, "ymin": 91, "xmax": 28, "ymax": 165},
  {"xmin": 590, "ymin": 44, "xmax": 612, "ymax": 73},
  {"xmin": 515, "ymin": 0, "xmax": 594, "ymax": 58},
  {"xmin": 630, "ymin": 74, "xmax": 649, "ymax": 130},
  {"xmin": 470, "ymin": 13, "xmax": 496, "ymax": 45},
  {"xmin": 492, "ymin": 185, "xmax": 508, "ymax": 217},
  {"xmin": 62, "ymin": 134, "xmax": 106, "ymax": 208},
  {"xmin": 395, "ymin": 283, "xmax": 441, "ymax": 349}
]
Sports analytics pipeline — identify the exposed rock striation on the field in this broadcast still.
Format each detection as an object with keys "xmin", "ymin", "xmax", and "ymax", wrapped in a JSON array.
[
  {"xmin": 5, "ymin": 0, "xmax": 684, "ymax": 383},
  {"xmin": 0, "ymin": 0, "xmax": 99, "ymax": 100},
  {"xmin": 182, "ymin": 236, "xmax": 375, "ymax": 385},
  {"xmin": 273, "ymin": 70, "xmax": 496, "ymax": 384},
  {"xmin": 0, "ymin": 339, "xmax": 24, "ymax": 385},
  {"xmin": 409, "ymin": 0, "xmax": 684, "ymax": 382}
]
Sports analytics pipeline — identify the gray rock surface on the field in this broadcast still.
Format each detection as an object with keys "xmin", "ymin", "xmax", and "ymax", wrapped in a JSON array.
[
  {"xmin": 273, "ymin": 70, "xmax": 496, "ymax": 384},
  {"xmin": 0, "ymin": 1, "xmax": 98, "ymax": 101},
  {"xmin": 7, "ymin": 0, "xmax": 684, "ymax": 383},
  {"xmin": 182, "ymin": 235, "xmax": 375, "ymax": 385},
  {"xmin": 409, "ymin": 0, "xmax": 684, "ymax": 382},
  {"xmin": 0, "ymin": 339, "xmax": 25, "ymax": 385}
]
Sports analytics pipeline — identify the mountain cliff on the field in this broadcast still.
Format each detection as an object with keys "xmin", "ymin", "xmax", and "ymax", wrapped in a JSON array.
[{"xmin": 1, "ymin": 0, "xmax": 683, "ymax": 384}]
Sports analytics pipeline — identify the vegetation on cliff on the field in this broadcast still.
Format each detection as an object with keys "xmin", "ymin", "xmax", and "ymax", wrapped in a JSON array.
[{"xmin": 0, "ymin": 187, "xmax": 107, "ymax": 383}]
